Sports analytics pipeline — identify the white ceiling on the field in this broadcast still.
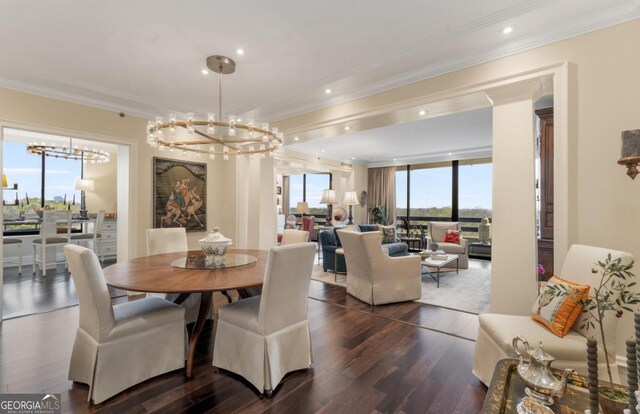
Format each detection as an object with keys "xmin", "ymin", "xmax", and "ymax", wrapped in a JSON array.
[{"xmin": 0, "ymin": 0, "xmax": 637, "ymax": 126}]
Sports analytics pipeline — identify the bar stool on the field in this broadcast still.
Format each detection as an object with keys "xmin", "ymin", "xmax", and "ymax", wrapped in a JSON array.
[{"xmin": 3, "ymin": 238, "xmax": 23, "ymax": 275}]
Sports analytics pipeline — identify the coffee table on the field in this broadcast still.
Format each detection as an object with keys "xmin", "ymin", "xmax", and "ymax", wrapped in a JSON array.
[{"xmin": 421, "ymin": 254, "xmax": 458, "ymax": 287}]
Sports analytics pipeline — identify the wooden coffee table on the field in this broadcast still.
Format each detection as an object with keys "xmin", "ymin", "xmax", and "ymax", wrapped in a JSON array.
[{"xmin": 421, "ymin": 254, "xmax": 458, "ymax": 287}]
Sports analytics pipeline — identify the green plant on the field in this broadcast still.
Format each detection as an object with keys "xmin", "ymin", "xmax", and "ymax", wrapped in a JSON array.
[{"xmin": 368, "ymin": 204, "xmax": 387, "ymax": 225}]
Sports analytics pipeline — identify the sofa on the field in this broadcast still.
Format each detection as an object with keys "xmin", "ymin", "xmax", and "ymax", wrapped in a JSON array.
[
  {"xmin": 428, "ymin": 221, "xmax": 469, "ymax": 269},
  {"xmin": 320, "ymin": 224, "xmax": 409, "ymax": 273}
]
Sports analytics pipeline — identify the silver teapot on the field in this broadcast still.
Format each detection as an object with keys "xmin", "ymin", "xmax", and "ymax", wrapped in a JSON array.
[{"xmin": 512, "ymin": 336, "xmax": 575, "ymax": 410}]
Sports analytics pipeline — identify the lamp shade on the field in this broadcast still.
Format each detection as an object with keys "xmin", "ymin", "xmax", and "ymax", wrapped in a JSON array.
[
  {"xmin": 74, "ymin": 178, "xmax": 94, "ymax": 192},
  {"xmin": 320, "ymin": 189, "xmax": 337, "ymax": 204},
  {"xmin": 296, "ymin": 201, "xmax": 309, "ymax": 214},
  {"xmin": 2, "ymin": 174, "xmax": 7, "ymax": 188},
  {"xmin": 342, "ymin": 191, "xmax": 359, "ymax": 206}
]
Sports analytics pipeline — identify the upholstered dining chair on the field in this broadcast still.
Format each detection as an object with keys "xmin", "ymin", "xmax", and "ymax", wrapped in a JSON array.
[
  {"xmin": 71, "ymin": 210, "xmax": 105, "ymax": 262},
  {"xmin": 280, "ymin": 229, "xmax": 309, "ymax": 245},
  {"xmin": 473, "ymin": 244, "xmax": 637, "ymax": 385},
  {"xmin": 212, "ymin": 242, "xmax": 316, "ymax": 396},
  {"xmin": 33, "ymin": 210, "xmax": 72, "ymax": 277},
  {"xmin": 146, "ymin": 228, "xmax": 206, "ymax": 323},
  {"xmin": 3, "ymin": 237, "xmax": 23, "ymax": 275},
  {"xmin": 302, "ymin": 215, "xmax": 315, "ymax": 241},
  {"xmin": 64, "ymin": 245, "xmax": 186, "ymax": 404},
  {"xmin": 337, "ymin": 230, "xmax": 422, "ymax": 305}
]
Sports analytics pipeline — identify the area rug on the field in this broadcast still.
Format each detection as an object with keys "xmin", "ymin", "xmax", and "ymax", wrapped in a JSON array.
[{"xmin": 311, "ymin": 263, "xmax": 491, "ymax": 314}]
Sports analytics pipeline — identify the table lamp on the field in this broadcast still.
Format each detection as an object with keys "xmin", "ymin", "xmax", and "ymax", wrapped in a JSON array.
[
  {"xmin": 342, "ymin": 191, "xmax": 359, "ymax": 225},
  {"xmin": 296, "ymin": 201, "xmax": 309, "ymax": 217},
  {"xmin": 319, "ymin": 189, "xmax": 337, "ymax": 226},
  {"xmin": 74, "ymin": 178, "xmax": 94, "ymax": 219}
]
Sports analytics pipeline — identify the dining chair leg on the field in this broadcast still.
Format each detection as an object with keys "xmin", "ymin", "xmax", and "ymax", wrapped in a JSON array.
[
  {"xmin": 17, "ymin": 243, "xmax": 22, "ymax": 275},
  {"xmin": 32, "ymin": 244, "xmax": 36, "ymax": 275},
  {"xmin": 42, "ymin": 246, "xmax": 47, "ymax": 277},
  {"xmin": 221, "ymin": 290, "xmax": 232, "ymax": 304}
]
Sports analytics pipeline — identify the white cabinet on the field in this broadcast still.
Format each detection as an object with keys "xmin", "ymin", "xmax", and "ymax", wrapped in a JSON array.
[{"xmin": 101, "ymin": 219, "xmax": 117, "ymax": 260}]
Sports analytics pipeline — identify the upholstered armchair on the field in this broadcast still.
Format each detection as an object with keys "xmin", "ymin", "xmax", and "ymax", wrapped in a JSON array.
[
  {"xmin": 473, "ymin": 244, "xmax": 636, "ymax": 385},
  {"xmin": 427, "ymin": 221, "xmax": 469, "ymax": 269},
  {"xmin": 337, "ymin": 230, "xmax": 421, "ymax": 305},
  {"xmin": 302, "ymin": 215, "xmax": 315, "ymax": 241}
]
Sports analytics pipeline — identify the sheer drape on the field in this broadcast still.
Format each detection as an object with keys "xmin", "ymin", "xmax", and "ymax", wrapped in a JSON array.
[
  {"xmin": 367, "ymin": 166, "xmax": 396, "ymax": 225},
  {"xmin": 282, "ymin": 176, "xmax": 290, "ymax": 216}
]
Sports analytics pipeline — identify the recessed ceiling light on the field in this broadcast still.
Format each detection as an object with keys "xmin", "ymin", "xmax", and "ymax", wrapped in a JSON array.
[
  {"xmin": 448, "ymin": 152, "xmax": 452, "ymax": 156},
  {"xmin": 393, "ymin": 158, "xmax": 397, "ymax": 161},
  {"xmin": 325, "ymin": 88, "xmax": 332, "ymax": 94},
  {"xmin": 321, "ymin": 149, "xmax": 325, "ymax": 153},
  {"xmin": 419, "ymin": 109, "xmax": 427, "ymax": 116},
  {"xmin": 351, "ymin": 157, "xmax": 355, "ymax": 160},
  {"xmin": 294, "ymin": 136, "xmax": 299, "ymax": 141},
  {"xmin": 201, "ymin": 69, "xmax": 209, "ymax": 75},
  {"xmin": 236, "ymin": 48, "xmax": 245, "ymax": 55},
  {"xmin": 344, "ymin": 126, "xmax": 351, "ymax": 131},
  {"xmin": 502, "ymin": 26, "xmax": 513, "ymax": 34}
]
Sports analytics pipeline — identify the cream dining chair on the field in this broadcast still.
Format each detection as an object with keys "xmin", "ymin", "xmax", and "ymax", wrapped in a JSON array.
[
  {"xmin": 280, "ymin": 229, "xmax": 309, "ymax": 245},
  {"xmin": 212, "ymin": 242, "xmax": 316, "ymax": 396},
  {"xmin": 71, "ymin": 210, "xmax": 105, "ymax": 262},
  {"xmin": 32, "ymin": 210, "xmax": 72, "ymax": 277},
  {"xmin": 64, "ymin": 245, "xmax": 186, "ymax": 404}
]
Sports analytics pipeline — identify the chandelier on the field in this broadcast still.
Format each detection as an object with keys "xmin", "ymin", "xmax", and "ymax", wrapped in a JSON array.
[
  {"xmin": 146, "ymin": 55, "xmax": 284, "ymax": 160},
  {"xmin": 27, "ymin": 139, "xmax": 111, "ymax": 163}
]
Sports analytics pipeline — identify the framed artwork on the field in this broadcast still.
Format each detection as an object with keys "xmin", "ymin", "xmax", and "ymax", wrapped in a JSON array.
[
  {"xmin": 153, "ymin": 157, "xmax": 207, "ymax": 232},
  {"xmin": 276, "ymin": 185, "xmax": 282, "ymax": 195}
]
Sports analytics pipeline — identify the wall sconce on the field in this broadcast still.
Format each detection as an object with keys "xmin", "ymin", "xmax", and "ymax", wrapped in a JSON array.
[{"xmin": 618, "ymin": 130, "xmax": 640, "ymax": 179}]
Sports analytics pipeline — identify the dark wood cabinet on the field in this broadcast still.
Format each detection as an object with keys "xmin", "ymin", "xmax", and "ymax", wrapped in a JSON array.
[{"xmin": 536, "ymin": 108, "xmax": 554, "ymax": 281}]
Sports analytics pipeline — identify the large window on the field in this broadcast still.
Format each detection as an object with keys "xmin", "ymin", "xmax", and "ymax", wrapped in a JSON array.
[
  {"xmin": 395, "ymin": 159, "xmax": 492, "ymax": 239},
  {"xmin": 287, "ymin": 173, "xmax": 331, "ymax": 219}
]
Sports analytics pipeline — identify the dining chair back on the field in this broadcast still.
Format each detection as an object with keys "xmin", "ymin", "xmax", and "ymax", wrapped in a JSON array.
[
  {"xmin": 64, "ymin": 244, "xmax": 186, "ymax": 404},
  {"xmin": 71, "ymin": 210, "xmax": 105, "ymax": 262},
  {"xmin": 285, "ymin": 214, "xmax": 297, "ymax": 229},
  {"xmin": 280, "ymin": 229, "xmax": 309, "ymax": 245},
  {"xmin": 146, "ymin": 227, "xmax": 188, "ymax": 255},
  {"xmin": 32, "ymin": 210, "xmax": 72, "ymax": 276}
]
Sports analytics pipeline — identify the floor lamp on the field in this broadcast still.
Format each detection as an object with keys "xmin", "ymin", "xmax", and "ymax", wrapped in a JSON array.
[
  {"xmin": 320, "ymin": 189, "xmax": 337, "ymax": 226},
  {"xmin": 343, "ymin": 191, "xmax": 359, "ymax": 225},
  {"xmin": 74, "ymin": 178, "xmax": 94, "ymax": 219}
]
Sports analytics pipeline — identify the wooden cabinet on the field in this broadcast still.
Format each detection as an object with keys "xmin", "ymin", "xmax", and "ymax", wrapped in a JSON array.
[
  {"xmin": 536, "ymin": 108, "xmax": 554, "ymax": 281},
  {"xmin": 101, "ymin": 219, "xmax": 117, "ymax": 260}
]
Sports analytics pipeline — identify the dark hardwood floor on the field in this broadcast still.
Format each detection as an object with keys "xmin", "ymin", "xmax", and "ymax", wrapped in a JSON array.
[{"xmin": 0, "ymin": 281, "xmax": 487, "ymax": 413}]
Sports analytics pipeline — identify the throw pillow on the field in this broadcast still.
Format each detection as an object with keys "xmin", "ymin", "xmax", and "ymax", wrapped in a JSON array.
[
  {"xmin": 377, "ymin": 224, "xmax": 397, "ymax": 244},
  {"xmin": 358, "ymin": 224, "xmax": 379, "ymax": 233},
  {"xmin": 531, "ymin": 276, "xmax": 590, "ymax": 337},
  {"xmin": 443, "ymin": 229, "xmax": 460, "ymax": 244}
]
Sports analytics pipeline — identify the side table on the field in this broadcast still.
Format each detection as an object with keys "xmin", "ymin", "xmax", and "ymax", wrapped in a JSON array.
[{"xmin": 334, "ymin": 248, "xmax": 346, "ymax": 282}]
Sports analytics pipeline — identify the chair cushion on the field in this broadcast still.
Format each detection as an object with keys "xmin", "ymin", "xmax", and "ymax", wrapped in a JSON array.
[
  {"xmin": 33, "ymin": 237, "xmax": 69, "ymax": 244},
  {"xmin": 383, "ymin": 242, "xmax": 408, "ymax": 256},
  {"xmin": 479, "ymin": 313, "xmax": 607, "ymax": 362},
  {"xmin": 2, "ymin": 238, "xmax": 22, "ymax": 245},
  {"xmin": 218, "ymin": 295, "xmax": 261, "ymax": 333},
  {"xmin": 108, "ymin": 297, "xmax": 185, "ymax": 341},
  {"xmin": 531, "ymin": 276, "xmax": 590, "ymax": 337},
  {"xmin": 70, "ymin": 233, "xmax": 102, "ymax": 240},
  {"xmin": 437, "ymin": 242, "xmax": 465, "ymax": 254}
]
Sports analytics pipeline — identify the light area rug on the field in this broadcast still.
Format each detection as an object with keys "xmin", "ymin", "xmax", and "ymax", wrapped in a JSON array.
[{"xmin": 311, "ymin": 264, "xmax": 491, "ymax": 314}]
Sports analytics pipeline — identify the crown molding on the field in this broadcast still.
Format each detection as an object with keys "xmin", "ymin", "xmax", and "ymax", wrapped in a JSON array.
[{"xmin": 365, "ymin": 145, "xmax": 493, "ymax": 168}]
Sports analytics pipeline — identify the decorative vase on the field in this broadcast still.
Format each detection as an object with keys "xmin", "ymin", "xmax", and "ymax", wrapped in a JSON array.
[
  {"xmin": 430, "ymin": 242, "xmax": 439, "ymax": 252},
  {"xmin": 199, "ymin": 227, "xmax": 232, "ymax": 268}
]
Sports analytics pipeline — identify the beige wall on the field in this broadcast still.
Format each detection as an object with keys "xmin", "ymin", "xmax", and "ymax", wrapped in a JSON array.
[{"xmin": 84, "ymin": 151, "xmax": 117, "ymax": 214}]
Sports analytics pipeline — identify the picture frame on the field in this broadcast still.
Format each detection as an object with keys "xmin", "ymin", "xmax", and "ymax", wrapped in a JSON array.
[
  {"xmin": 276, "ymin": 185, "xmax": 282, "ymax": 195},
  {"xmin": 153, "ymin": 157, "xmax": 207, "ymax": 232}
]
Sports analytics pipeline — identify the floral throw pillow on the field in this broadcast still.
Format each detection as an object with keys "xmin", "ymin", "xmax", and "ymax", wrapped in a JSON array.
[
  {"xmin": 376, "ymin": 224, "xmax": 397, "ymax": 244},
  {"xmin": 443, "ymin": 229, "xmax": 460, "ymax": 244},
  {"xmin": 531, "ymin": 276, "xmax": 590, "ymax": 337}
]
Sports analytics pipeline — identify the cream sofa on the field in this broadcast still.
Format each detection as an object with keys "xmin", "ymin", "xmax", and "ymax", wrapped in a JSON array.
[
  {"xmin": 473, "ymin": 244, "xmax": 635, "ymax": 385},
  {"xmin": 428, "ymin": 221, "xmax": 469, "ymax": 269}
]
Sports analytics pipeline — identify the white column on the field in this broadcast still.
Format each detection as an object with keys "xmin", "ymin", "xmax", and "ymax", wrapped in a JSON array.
[{"xmin": 486, "ymin": 80, "xmax": 541, "ymax": 315}]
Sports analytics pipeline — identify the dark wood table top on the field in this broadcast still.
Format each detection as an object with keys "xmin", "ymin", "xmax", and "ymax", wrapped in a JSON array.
[{"xmin": 103, "ymin": 249, "xmax": 268, "ymax": 294}]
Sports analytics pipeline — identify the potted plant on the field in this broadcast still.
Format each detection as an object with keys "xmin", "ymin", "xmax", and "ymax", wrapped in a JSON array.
[
  {"xmin": 368, "ymin": 204, "xmax": 387, "ymax": 225},
  {"xmin": 576, "ymin": 254, "xmax": 640, "ymax": 413}
]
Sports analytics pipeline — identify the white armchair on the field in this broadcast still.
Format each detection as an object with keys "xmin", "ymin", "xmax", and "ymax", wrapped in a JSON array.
[
  {"xmin": 473, "ymin": 244, "xmax": 636, "ymax": 385},
  {"xmin": 64, "ymin": 245, "xmax": 186, "ymax": 404},
  {"xmin": 337, "ymin": 230, "xmax": 422, "ymax": 305},
  {"xmin": 212, "ymin": 242, "xmax": 317, "ymax": 396},
  {"xmin": 428, "ymin": 221, "xmax": 469, "ymax": 269}
]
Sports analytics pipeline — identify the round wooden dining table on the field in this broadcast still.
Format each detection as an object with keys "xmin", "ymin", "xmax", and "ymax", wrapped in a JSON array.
[{"xmin": 102, "ymin": 248, "xmax": 268, "ymax": 377}]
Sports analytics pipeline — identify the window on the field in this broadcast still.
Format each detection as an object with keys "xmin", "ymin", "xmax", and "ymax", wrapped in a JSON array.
[
  {"xmin": 3, "ymin": 141, "xmax": 42, "ymax": 214},
  {"xmin": 288, "ymin": 175, "xmax": 304, "ymax": 213},
  {"xmin": 44, "ymin": 152, "xmax": 82, "ymax": 207},
  {"xmin": 395, "ymin": 168, "xmax": 407, "ymax": 219},
  {"xmin": 458, "ymin": 161, "xmax": 492, "ymax": 237},
  {"xmin": 409, "ymin": 165, "xmax": 452, "ymax": 223},
  {"xmin": 287, "ymin": 173, "xmax": 331, "ymax": 218}
]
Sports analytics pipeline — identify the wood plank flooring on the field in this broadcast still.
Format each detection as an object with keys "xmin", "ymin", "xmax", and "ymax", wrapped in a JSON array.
[{"xmin": 0, "ymin": 281, "xmax": 487, "ymax": 413}]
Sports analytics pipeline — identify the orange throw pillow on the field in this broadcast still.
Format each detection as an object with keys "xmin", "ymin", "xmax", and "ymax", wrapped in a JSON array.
[
  {"xmin": 531, "ymin": 276, "xmax": 590, "ymax": 337},
  {"xmin": 443, "ymin": 229, "xmax": 460, "ymax": 244}
]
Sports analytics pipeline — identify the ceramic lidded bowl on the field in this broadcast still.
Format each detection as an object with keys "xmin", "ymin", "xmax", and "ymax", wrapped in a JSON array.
[{"xmin": 199, "ymin": 227, "xmax": 232, "ymax": 267}]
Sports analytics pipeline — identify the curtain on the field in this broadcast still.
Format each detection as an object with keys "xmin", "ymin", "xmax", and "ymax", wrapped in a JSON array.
[
  {"xmin": 367, "ymin": 166, "xmax": 396, "ymax": 225},
  {"xmin": 282, "ymin": 176, "xmax": 290, "ymax": 216}
]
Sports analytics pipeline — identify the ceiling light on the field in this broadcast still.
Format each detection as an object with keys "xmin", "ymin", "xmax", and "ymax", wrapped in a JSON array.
[
  {"xmin": 321, "ymin": 149, "xmax": 325, "ymax": 153},
  {"xmin": 393, "ymin": 158, "xmax": 397, "ymax": 161},
  {"xmin": 502, "ymin": 26, "xmax": 513, "ymax": 34},
  {"xmin": 236, "ymin": 48, "xmax": 244, "ymax": 55},
  {"xmin": 147, "ymin": 55, "xmax": 282, "ymax": 159},
  {"xmin": 344, "ymin": 126, "xmax": 351, "ymax": 131},
  {"xmin": 419, "ymin": 110, "xmax": 427, "ymax": 116},
  {"xmin": 351, "ymin": 157, "xmax": 355, "ymax": 160},
  {"xmin": 325, "ymin": 88, "xmax": 332, "ymax": 94},
  {"xmin": 27, "ymin": 138, "xmax": 110, "ymax": 164},
  {"xmin": 294, "ymin": 136, "xmax": 299, "ymax": 141},
  {"xmin": 448, "ymin": 152, "xmax": 452, "ymax": 156},
  {"xmin": 201, "ymin": 69, "xmax": 209, "ymax": 75}
]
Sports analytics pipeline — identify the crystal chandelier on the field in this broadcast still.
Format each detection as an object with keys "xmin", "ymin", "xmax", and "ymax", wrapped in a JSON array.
[
  {"xmin": 27, "ymin": 138, "xmax": 111, "ymax": 163},
  {"xmin": 146, "ymin": 55, "xmax": 284, "ymax": 160}
]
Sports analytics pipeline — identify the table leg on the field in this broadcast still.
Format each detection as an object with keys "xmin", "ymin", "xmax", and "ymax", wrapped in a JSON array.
[
  {"xmin": 456, "ymin": 258, "xmax": 459, "ymax": 274},
  {"xmin": 220, "ymin": 290, "xmax": 232, "ymax": 303},
  {"xmin": 437, "ymin": 267, "xmax": 440, "ymax": 288},
  {"xmin": 186, "ymin": 291, "xmax": 212, "ymax": 378},
  {"xmin": 173, "ymin": 293, "xmax": 190, "ymax": 305},
  {"xmin": 334, "ymin": 254, "xmax": 338, "ymax": 283}
]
